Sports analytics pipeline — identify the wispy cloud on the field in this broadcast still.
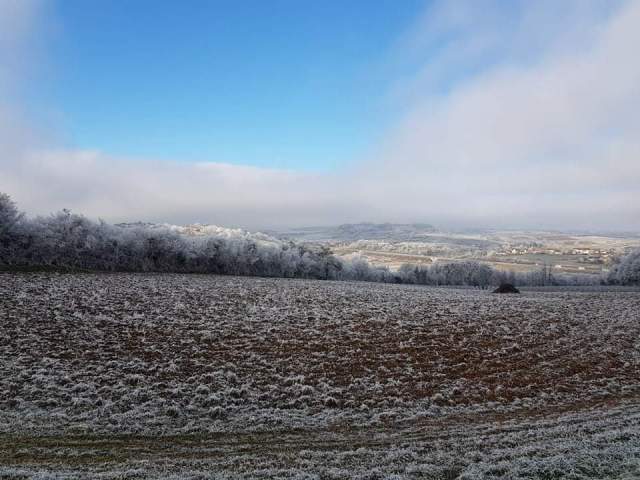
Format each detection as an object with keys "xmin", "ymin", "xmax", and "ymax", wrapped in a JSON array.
[{"xmin": 1, "ymin": 0, "xmax": 639, "ymax": 230}]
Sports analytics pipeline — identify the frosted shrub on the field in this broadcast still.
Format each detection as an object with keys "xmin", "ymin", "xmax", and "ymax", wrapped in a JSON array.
[
  {"xmin": 323, "ymin": 396, "xmax": 339, "ymax": 408},
  {"xmin": 208, "ymin": 406, "xmax": 225, "ymax": 419},
  {"xmin": 165, "ymin": 405, "xmax": 180, "ymax": 418},
  {"xmin": 195, "ymin": 385, "xmax": 210, "ymax": 396}
]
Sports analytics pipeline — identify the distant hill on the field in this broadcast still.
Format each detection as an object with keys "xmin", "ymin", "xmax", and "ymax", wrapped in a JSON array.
[{"xmin": 273, "ymin": 222, "xmax": 437, "ymax": 242}]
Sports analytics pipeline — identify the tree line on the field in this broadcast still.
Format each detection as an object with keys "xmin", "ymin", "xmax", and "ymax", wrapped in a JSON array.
[{"xmin": 1, "ymin": 193, "xmax": 637, "ymax": 286}]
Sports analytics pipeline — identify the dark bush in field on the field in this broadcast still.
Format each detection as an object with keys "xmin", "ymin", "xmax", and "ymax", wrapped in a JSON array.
[{"xmin": 493, "ymin": 283, "xmax": 520, "ymax": 294}]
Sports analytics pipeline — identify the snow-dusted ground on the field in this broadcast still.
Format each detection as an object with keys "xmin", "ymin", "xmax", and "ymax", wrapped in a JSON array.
[{"xmin": 1, "ymin": 273, "xmax": 639, "ymax": 478}]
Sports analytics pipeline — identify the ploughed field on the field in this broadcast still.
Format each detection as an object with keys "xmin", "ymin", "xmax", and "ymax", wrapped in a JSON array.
[{"xmin": 1, "ymin": 273, "xmax": 639, "ymax": 479}]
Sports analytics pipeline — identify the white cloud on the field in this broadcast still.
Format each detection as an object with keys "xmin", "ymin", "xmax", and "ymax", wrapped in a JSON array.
[
  {"xmin": 4, "ymin": 149, "xmax": 364, "ymax": 228},
  {"xmin": 1, "ymin": 0, "xmax": 639, "ymax": 230},
  {"xmin": 357, "ymin": 0, "xmax": 640, "ymax": 229}
]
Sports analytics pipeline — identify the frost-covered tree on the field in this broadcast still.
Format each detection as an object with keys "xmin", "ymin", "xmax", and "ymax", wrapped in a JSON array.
[
  {"xmin": 0, "ymin": 193, "xmax": 22, "ymax": 232},
  {"xmin": 0, "ymin": 193, "xmax": 26, "ymax": 265},
  {"xmin": 608, "ymin": 250, "xmax": 640, "ymax": 285}
]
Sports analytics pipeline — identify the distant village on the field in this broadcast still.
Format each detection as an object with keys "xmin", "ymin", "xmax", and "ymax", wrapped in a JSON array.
[
  {"xmin": 490, "ymin": 242, "xmax": 638, "ymax": 273},
  {"xmin": 496, "ymin": 245, "xmax": 616, "ymax": 262}
]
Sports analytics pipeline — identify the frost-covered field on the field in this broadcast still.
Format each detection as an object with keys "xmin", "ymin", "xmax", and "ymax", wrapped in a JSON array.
[{"xmin": 1, "ymin": 273, "xmax": 639, "ymax": 479}]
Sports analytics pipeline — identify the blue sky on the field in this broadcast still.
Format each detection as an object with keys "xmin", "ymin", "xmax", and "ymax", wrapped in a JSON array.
[{"xmin": 47, "ymin": 0, "xmax": 425, "ymax": 170}]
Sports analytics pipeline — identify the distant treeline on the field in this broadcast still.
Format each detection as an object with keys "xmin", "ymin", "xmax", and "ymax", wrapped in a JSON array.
[{"xmin": 1, "ymin": 193, "xmax": 637, "ymax": 286}]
